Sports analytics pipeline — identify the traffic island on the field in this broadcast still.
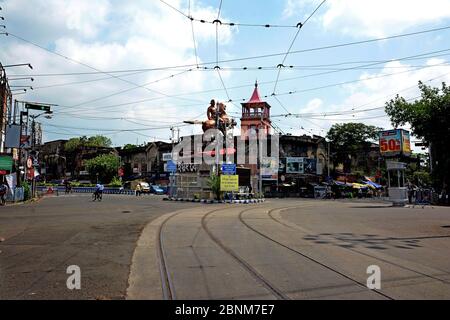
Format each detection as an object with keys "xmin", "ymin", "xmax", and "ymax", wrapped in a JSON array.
[{"xmin": 163, "ymin": 197, "xmax": 265, "ymax": 204}]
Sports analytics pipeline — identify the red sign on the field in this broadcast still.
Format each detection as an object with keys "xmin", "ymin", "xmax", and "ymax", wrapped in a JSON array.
[{"xmin": 0, "ymin": 170, "xmax": 7, "ymax": 175}]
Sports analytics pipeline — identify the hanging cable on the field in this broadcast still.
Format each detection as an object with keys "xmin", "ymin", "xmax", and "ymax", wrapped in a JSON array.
[{"xmin": 272, "ymin": 0, "xmax": 327, "ymax": 95}]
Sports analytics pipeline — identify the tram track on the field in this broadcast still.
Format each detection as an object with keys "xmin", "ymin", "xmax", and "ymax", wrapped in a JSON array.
[
  {"xmin": 238, "ymin": 205, "xmax": 395, "ymax": 300},
  {"xmin": 267, "ymin": 205, "xmax": 450, "ymax": 286}
]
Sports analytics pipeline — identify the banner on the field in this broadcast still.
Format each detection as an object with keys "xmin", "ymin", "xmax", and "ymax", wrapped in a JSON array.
[{"xmin": 5, "ymin": 173, "xmax": 17, "ymax": 199}]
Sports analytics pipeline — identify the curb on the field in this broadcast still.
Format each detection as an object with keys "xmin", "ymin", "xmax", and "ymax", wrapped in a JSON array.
[{"xmin": 163, "ymin": 197, "xmax": 265, "ymax": 204}]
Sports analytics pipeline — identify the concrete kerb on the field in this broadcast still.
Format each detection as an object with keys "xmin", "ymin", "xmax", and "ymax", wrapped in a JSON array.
[
  {"xmin": 126, "ymin": 209, "xmax": 193, "ymax": 300},
  {"xmin": 163, "ymin": 197, "xmax": 265, "ymax": 204}
]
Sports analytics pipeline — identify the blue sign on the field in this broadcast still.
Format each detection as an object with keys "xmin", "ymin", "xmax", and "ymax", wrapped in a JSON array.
[
  {"xmin": 221, "ymin": 163, "xmax": 236, "ymax": 175},
  {"xmin": 167, "ymin": 160, "xmax": 177, "ymax": 173}
]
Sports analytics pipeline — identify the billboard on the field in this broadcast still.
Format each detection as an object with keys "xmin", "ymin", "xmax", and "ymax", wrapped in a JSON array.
[
  {"xmin": 379, "ymin": 129, "xmax": 411, "ymax": 157},
  {"xmin": 303, "ymin": 158, "xmax": 317, "ymax": 174},
  {"xmin": 261, "ymin": 157, "xmax": 278, "ymax": 180},
  {"xmin": 5, "ymin": 124, "xmax": 21, "ymax": 148},
  {"xmin": 286, "ymin": 157, "xmax": 304, "ymax": 174}
]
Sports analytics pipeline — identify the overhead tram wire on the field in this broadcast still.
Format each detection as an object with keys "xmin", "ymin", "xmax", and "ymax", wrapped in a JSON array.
[
  {"xmin": 53, "ymin": 69, "xmax": 197, "ymax": 113},
  {"xmin": 12, "ymin": 48, "xmax": 450, "ymax": 79},
  {"xmin": 188, "ymin": 0, "xmax": 200, "ymax": 69},
  {"xmin": 53, "ymin": 61, "xmax": 450, "ymax": 117},
  {"xmin": 5, "ymin": 25, "xmax": 450, "ymax": 79},
  {"xmin": 272, "ymin": 0, "xmax": 327, "ymax": 95},
  {"xmin": 158, "ymin": 0, "xmax": 318, "ymax": 29},
  {"xmin": 2, "ymin": 32, "xmax": 205, "ymax": 106}
]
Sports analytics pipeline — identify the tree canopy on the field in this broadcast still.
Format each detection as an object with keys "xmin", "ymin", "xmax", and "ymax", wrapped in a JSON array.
[
  {"xmin": 85, "ymin": 154, "xmax": 120, "ymax": 183},
  {"xmin": 64, "ymin": 135, "xmax": 112, "ymax": 153},
  {"xmin": 385, "ymin": 81, "xmax": 450, "ymax": 189},
  {"xmin": 326, "ymin": 122, "xmax": 381, "ymax": 173}
]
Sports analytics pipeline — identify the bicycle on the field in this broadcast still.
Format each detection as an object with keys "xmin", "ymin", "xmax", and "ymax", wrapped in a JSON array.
[{"xmin": 92, "ymin": 191, "xmax": 103, "ymax": 201}]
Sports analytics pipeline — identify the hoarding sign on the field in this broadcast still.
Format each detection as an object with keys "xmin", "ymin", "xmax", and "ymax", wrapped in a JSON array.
[
  {"xmin": 220, "ymin": 175, "xmax": 239, "ymax": 192},
  {"xmin": 5, "ymin": 124, "xmax": 21, "ymax": 148},
  {"xmin": 402, "ymin": 130, "xmax": 411, "ymax": 155},
  {"xmin": 379, "ymin": 130, "xmax": 401, "ymax": 156},
  {"xmin": 303, "ymin": 158, "xmax": 317, "ymax": 174},
  {"xmin": 286, "ymin": 157, "xmax": 304, "ymax": 174},
  {"xmin": 261, "ymin": 157, "xmax": 278, "ymax": 180}
]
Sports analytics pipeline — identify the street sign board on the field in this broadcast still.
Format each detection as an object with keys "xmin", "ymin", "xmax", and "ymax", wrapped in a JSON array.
[
  {"xmin": 167, "ymin": 160, "xmax": 177, "ymax": 173},
  {"xmin": 221, "ymin": 163, "xmax": 236, "ymax": 175},
  {"xmin": 220, "ymin": 175, "xmax": 239, "ymax": 192},
  {"xmin": 25, "ymin": 103, "xmax": 51, "ymax": 112}
]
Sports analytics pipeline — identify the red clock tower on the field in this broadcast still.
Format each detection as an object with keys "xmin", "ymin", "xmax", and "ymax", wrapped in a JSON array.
[{"xmin": 240, "ymin": 81, "xmax": 272, "ymax": 139}]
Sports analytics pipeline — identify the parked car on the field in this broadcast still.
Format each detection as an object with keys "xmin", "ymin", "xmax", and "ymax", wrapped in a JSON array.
[{"xmin": 150, "ymin": 185, "xmax": 165, "ymax": 195}]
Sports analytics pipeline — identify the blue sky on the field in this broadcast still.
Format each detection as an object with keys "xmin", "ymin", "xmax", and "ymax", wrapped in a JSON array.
[{"xmin": 2, "ymin": 0, "xmax": 450, "ymax": 147}]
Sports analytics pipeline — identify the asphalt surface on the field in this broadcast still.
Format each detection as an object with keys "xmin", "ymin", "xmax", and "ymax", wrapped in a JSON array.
[
  {"xmin": 131, "ymin": 199, "xmax": 450, "ymax": 300},
  {"xmin": 2, "ymin": 196, "xmax": 450, "ymax": 300},
  {"xmin": 0, "ymin": 194, "xmax": 199, "ymax": 300}
]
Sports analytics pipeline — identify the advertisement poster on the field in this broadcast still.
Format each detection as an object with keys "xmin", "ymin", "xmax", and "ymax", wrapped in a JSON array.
[
  {"xmin": 402, "ymin": 130, "xmax": 411, "ymax": 155},
  {"xmin": 261, "ymin": 157, "xmax": 279, "ymax": 180},
  {"xmin": 379, "ymin": 129, "xmax": 402, "ymax": 156},
  {"xmin": 286, "ymin": 157, "xmax": 304, "ymax": 174},
  {"xmin": 303, "ymin": 158, "xmax": 317, "ymax": 174}
]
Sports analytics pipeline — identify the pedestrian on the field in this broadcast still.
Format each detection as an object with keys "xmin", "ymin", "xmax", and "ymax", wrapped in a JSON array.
[{"xmin": 135, "ymin": 183, "xmax": 141, "ymax": 196}]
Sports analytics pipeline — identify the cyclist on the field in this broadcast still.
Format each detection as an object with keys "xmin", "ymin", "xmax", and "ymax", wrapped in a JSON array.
[{"xmin": 93, "ymin": 182, "xmax": 104, "ymax": 201}]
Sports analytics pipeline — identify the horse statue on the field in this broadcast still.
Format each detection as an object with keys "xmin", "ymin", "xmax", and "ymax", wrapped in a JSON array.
[
  {"xmin": 202, "ymin": 101, "xmax": 236, "ymax": 133},
  {"xmin": 185, "ymin": 99, "xmax": 237, "ymax": 135}
]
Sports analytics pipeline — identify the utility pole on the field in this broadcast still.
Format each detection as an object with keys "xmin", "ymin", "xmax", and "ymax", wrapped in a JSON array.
[
  {"xmin": 258, "ymin": 110, "xmax": 263, "ymax": 197},
  {"xmin": 327, "ymin": 140, "xmax": 330, "ymax": 178},
  {"xmin": 170, "ymin": 127, "xmax": 175, "ymax": 198}
]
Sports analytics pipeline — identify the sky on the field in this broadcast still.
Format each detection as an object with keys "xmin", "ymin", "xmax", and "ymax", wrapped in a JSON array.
[{"xmin": 1, "ymin": 0, "xmax": 450, "ymax": 149}]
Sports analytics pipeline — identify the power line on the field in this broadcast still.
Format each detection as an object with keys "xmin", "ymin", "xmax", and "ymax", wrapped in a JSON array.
[
  {"xmin": 4, "ymin": 24, "xmax": 450, "ymax": 77},
  {"xmin": 3, "ymin": 32, "xmax": 205, "ymax": 106},
  {"xmin": 273, "ymin": 0, "xmax": 326, "ymax": 94}
]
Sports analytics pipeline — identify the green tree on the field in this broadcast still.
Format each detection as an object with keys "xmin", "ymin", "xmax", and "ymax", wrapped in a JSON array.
[
  {"xmin": 85, "ymin": 154, "xmax": 120, "ymax": 183},
  {"xmin": 326, "ymin": 123, "xmax": 381, "ymax": 173},
  {"xmin": 207, "ymin": 174, "xmax": 221, "ymax": 200},
  {"xmin": 385, "ymin": 81, "xmax": 450, "ymax": 190},
  {"xmin": 64, "ymin": 135, "xmax": 112, "ymax": 152},
  {"xmin": 123, "ymin": 144, "xmax": 138, "ymax": 150}
]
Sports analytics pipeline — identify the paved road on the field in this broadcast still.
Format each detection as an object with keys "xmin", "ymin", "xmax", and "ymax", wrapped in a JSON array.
[
  {"xmin": 2, "ymin": 196, "xmax": 450, "ymax": 300},
  {"xmin": 129, "ymin": 199, "xmax": 450, "ymax": 300},
  {"xmin": 0, "ymin": 194, "xmax": 199, "ymax": 300}
]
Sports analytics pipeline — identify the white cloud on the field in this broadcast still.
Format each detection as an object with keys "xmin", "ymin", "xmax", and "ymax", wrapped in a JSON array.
[
  {"xmin": 1, "ymin": 0, "xmax": 237, "ymax": 145},
  {"xmin": 284, "ymin": 0, "xmax": 450, "ymax": 37}
]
